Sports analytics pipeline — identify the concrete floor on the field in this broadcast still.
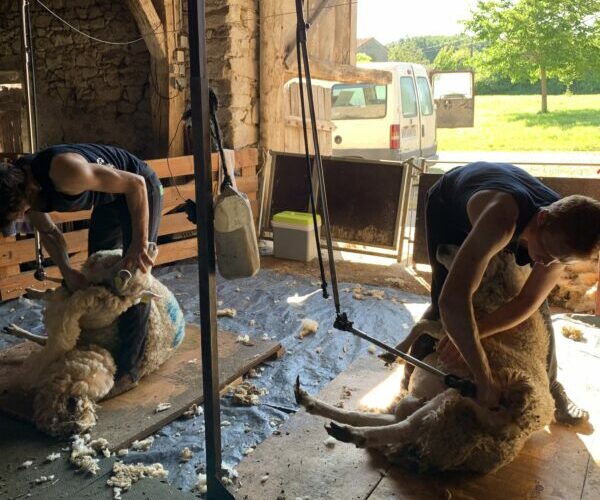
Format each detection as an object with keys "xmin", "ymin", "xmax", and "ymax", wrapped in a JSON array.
[{"xmin": 0, "ymin": 413, "xmax": 198, "ymax": 500}]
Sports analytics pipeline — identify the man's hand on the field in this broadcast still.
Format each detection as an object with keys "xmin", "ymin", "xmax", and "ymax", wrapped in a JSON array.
[
  {"xmin": 63, "ymin": 268, "xmax": 89, "ymax": 292},
  {"xmin": 437, "ymin": 336, "xmax": 467, "ymax": 372},
  {"xmin": 122, "ymin": 242, "xmax": 155, "ymax": 273}
]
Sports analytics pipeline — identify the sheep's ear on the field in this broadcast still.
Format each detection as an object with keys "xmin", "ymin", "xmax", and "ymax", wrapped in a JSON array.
[{"xmin": 115, "ymin": 269, "xmax": 133, "ymax": 291}]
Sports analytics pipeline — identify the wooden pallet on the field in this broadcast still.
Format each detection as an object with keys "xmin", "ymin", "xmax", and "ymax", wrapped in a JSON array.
[
  {"xmin": 0, "ymin": 324, "xmax": 283, "ymax": 451},
  {"xmin": 0, "ymin": 148, "xmax": 259, "ymax": 301}
]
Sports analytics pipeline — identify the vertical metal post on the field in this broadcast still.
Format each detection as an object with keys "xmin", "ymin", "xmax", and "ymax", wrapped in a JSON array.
[
  {"xmin": 187, "ymin": 1, "xmax": 235, "ymax": 498},
  {"xmin": 20, "ymin": 0, "xmax": 38, "ymax": 152}
]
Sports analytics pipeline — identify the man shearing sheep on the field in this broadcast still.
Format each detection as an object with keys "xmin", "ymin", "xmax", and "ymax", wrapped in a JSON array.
[
  {"xmin": 0, "ymin": 143, "xmax": 163, "ymax": 397},
  {"xmin": 397, "ymin": 162, "xmax": 600, "ymax": 424}
]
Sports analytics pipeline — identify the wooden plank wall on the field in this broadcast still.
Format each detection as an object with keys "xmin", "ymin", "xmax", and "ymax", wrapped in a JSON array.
[
  {"xmin": 0, "ymin": 148, "xmax": 259, "ymax": 301},
  {"xmin": 283, "ymin": 81, "xmax": 333, "ymax": 156}
]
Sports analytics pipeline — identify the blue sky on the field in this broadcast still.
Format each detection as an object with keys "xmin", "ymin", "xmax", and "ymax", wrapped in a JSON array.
[{"xmin": 357, "ymin": 0, "xmax": 479, "ymax": 43}]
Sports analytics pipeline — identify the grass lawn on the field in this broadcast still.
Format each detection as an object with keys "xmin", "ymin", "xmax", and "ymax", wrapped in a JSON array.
[{"xmin": 436, "ymin": 94, "xmax": 600, "ymax": 151}]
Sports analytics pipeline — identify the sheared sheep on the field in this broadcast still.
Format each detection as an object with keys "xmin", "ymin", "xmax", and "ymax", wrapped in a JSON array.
[
  {"xmin": 14, "ymin": 247, "xmax": 185, "ymax": 437},
  {"xmin": 295, "ymin": 245, "xmax": 555, "ymax": 473}
]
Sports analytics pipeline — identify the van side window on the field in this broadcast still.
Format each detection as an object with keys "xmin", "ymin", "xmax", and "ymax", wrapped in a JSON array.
[
  {"xmin": 416, "ymin": 77, "xmax": 433, "ymax": 116},
  {"xmin": 400, "ymin": 77, "xmax": 417, "ymax": 118},
  {"xmin": 331, "ymin": 83, "xmax": 387, "ymax": 120}
]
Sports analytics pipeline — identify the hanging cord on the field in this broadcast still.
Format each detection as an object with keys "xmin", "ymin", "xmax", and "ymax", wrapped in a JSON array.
[
  {"xmin": 208, "ymin": 88, "xmax": 233, "ymax": 191},
  {"xmin": 296, "ymin": 34, "xmax": 328, "ymax": 299},
  {"xmin": 295, "ymin": 0, "xmax": 341, "ymax": 315}
]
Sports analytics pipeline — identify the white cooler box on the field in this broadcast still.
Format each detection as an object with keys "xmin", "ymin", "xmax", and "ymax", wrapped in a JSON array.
[{"xmin": 271, "ymin": 211, "xmax": 321, "ymax": 262}]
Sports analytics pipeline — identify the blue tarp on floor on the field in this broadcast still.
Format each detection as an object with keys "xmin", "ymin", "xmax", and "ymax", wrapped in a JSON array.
[{"xmin": 0, "ymin": 262, "xmax": 428, "ymax": 492}]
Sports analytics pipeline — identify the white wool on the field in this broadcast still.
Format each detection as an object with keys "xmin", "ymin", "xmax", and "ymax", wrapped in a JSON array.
[
  {"xmin": 69, "ymin": 434, "xmax": 107, "ymax": 475},
  {"xmin": 242, "ymin": 447, "xmax": 254, "ymax": 456},
  {"xmin": 179, "ymin": 447, "xmax": 193, "ymax": 462},
  {"xmin": 45, "ymin": 452, "xmax": 61, "ymax": 462},
  {"xmin": 155, "ymin": 403, "xmax": 172, "ymax": 413},
  {"xmin": 194, "ymin": 473, "xmax": 208, "ymax": 493},
  {"xmin": 131, "ymin": 437, "xmax": 154, "ymax": 452},
  {"xmin": 34, "ymin": 474, "xmax": 55, "ymax": 484},
  {"xmin": 260, "ymin": 474, "xmax": 270, "ymax": 483},
  {"xmin": 324, "ymin": 436, "xmax": 337, "ymax": 448},
  {"xmin": 236, "ymin": 334, "xmax": 252, "ymax": 345},
  {"xmin": 298, "ymin": 319, "xmax": 319, "ymax": 339},
  {"xmin": 368, "ymin": 345, "xmax": 377, "ymax": 354},
  {"xmin": 19, "ymin": 460, "xmax": 34, "ymax": 469},
  {"xmin": 117, "ymin": 449, "xmax": 129, "ymax": 457},
  {"xmin": 106, "ymin": 461, "xmax": 168, "ymax": 491},
  {"xmin": 217, "ymin": 308, "xmax": 237, "ymax": 318}
]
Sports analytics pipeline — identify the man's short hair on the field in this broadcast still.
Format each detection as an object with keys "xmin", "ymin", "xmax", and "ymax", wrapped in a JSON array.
[
  {"xmin": 545, "ymin": 195, "xmax": 600, "ymax": 258},
  {"xmin": 0, "ymin": 162, "xmax": 28, "ymax": 229}
]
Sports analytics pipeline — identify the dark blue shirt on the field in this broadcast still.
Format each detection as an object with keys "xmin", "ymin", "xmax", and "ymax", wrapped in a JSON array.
[
  {"xmin": 429, "ymin": 162, "xmax": 560, "ymax": 265},
  {"xmin": 18, "ymin": 143, "xmax": 157, "ymax": 213}
]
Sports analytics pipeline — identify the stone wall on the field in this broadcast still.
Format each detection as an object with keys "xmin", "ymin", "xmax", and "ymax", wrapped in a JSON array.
[
  {"xmin": 201, "ymin": 0, "xmax": 259, "ymax": 149},
  {"xmin": 0, "ymin": 0, "xmax": 153, "ymax": 158},
  {"xmin": 0, "ymin": 1, "xmax": 260, "ymax": 157}
]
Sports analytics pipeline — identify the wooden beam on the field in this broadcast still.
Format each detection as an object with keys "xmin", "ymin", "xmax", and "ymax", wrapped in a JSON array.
[
  {"xmin": 124, "ymin": 0, "xmax": 166, "ymax": 59},
  {"xmin": 287, "ymin": 58, "xmax": 392, "ymax": 85}
]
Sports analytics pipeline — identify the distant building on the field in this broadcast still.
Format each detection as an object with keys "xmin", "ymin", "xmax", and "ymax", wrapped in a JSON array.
[{"xmin": 356, "ymin": 38, "xmax": 388, "ymax": 62}]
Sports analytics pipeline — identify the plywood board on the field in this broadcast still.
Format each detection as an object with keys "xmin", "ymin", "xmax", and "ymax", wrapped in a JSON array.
[
  {"xmin": 235, "ymin": 356, "xmax": 389, "ymax": 500},
  {"xmin": 0, "ymin": 325, "xmax": 282, "ymax": 450},
  {"xmin": 237, "ymin": 324, "xmax": 600, "ymax": 500}
]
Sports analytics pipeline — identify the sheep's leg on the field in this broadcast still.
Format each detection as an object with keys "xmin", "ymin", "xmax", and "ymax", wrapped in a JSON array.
[
  {"xmin": 295, "ymin": 376, "xmax": 399, "ymax": 426},
  {"xmin": 326, "ymin": 390, "xmax": 450, "ymax": 448},
  {"xmin": 2, "ymin": 324, "xmax": 47, "ymax": 346}
]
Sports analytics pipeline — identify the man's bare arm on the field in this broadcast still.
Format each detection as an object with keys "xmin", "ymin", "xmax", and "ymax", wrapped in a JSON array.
[
  {"xmin": 479, "ymin": 262, "xmax": 564, "ymax": 337},
  {"xmin": 26, "ymin": 211, "xmax": 88, "ymax": 290},
  {"xmin": 26, "ymin": 211, "xmax": 70, "ymax": 274},
  {"xmin": 49, "ymin": 153, "xmax": 152, "ymax": 272},
  {"xmin": 438, "ymin": 193, "xmax": 517, "ymax": 393}
]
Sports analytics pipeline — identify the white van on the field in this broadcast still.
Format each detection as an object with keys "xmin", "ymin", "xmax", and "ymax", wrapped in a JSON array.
[{"xmin": 330, "ymin": 62, "xmax": 437, "ymax": 161}]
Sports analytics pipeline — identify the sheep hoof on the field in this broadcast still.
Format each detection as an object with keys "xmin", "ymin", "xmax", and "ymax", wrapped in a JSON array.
[
  {"xmin": 325, "ymin": 422, "xmax": 365, "ymax": 447},
  {"xmin": 294, "ymin": 376, "xmax": 308, "ymax": 406}
]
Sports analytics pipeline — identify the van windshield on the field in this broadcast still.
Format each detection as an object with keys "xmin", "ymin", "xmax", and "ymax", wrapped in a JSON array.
[{"xmin": 331, "ymin": 83, "xmax": 387, "ymax": 120}]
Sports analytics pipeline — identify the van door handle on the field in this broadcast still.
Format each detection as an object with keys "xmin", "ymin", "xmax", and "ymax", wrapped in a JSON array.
[{"xmin": 421, "ymin": 124, "xmax": 425, "ymax": 137}]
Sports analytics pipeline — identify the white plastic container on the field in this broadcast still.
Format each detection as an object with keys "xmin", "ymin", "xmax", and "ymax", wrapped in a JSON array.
[{"xmin": 271, "ymin": 211, "xmax": 321, "ymax": 262}]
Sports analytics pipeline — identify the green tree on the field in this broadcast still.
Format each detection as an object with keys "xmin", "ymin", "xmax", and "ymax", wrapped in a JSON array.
[
  {"xmin": 432, "ymin": 45, "xmax": 473, "ymax": 71},
  {"xmin": 387, "ymin": 39, "xmax": 429, "ymax": 65},
  {"xmin": 465, "ymin": 0, "xmax": 600, "ymax": 112},
  {"xmin": 356, "ymin": 52, "xmax": 372, "ymax": 63}
]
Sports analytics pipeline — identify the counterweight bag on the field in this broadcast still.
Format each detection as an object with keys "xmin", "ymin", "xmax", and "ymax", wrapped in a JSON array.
[{"xmin": 214, "ymin": 184, "xmax": 260, "ymax": 279}]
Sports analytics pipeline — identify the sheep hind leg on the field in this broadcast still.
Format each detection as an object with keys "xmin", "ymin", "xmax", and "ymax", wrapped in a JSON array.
[
  {"xmin": 294, "ymin": 376, "xmax": 399, "ymax": 427},
  {"xmin": 326, "ymin": 391, "xmax": 449, "ymax": 448}
]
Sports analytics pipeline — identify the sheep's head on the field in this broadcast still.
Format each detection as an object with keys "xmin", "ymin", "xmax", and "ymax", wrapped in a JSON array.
[
  {"xmin": 80, "ymin": 245, "xmax": 160, "ymax": 301},
  {"xmin": 436, "ymin": 244, "xmax": 530, "ymax": 313}
]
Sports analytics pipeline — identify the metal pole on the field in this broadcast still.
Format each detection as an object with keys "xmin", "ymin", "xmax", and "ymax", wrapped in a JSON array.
[
  {"xmin": 187, "ymin": 1, "xmax": 234, "ymax": 498},
  {"xmin": 20, "ymin": 0, "xmax": 37, "ymax": 152}
]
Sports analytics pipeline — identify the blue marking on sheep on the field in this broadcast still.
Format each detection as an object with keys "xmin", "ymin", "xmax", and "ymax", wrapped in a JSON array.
[{"xmin": 167, "ymin": 293, "xmax": 186, "ymax": 348}]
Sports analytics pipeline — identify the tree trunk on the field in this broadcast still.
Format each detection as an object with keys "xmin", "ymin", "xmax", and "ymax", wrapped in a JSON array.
[{"xmin": 540, "ymin": 66, "xmax": 548, "ymax": 113}]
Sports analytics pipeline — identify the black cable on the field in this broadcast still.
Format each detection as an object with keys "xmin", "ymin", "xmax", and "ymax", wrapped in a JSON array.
[
  {"xmin": 295, "ymin": 0, "xmax": 341, "ymax": 314},
  {"xmin": 296, "ymin": 32, "xmax": 328, "ymax": 299},
  {"xmin": 208, "ymin": 89, "xmax": 232, "ymax": 190}
]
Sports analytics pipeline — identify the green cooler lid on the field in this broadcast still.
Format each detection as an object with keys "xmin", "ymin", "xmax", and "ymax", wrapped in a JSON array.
[{"xmin": 272, "ymin": 211, "xmax": 321, "ymax": 226}]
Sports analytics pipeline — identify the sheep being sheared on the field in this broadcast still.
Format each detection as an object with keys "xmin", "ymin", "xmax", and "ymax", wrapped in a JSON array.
[
  {"xmin": 14, "ymin": 246, "xmax": 185, "ymax": 437},
  {"xmin": 295, "ymin": 245, "xmax": 555, "ymax": 473}
]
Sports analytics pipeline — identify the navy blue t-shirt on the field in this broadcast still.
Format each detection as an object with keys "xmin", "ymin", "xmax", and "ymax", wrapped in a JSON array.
[
  {"xmin": 429, "ymin": 162, "xmax": 560, "ymax": 264},
  {"xmin": 18, "ymin": 143, "xmax": 158, "ymax": 212}
]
